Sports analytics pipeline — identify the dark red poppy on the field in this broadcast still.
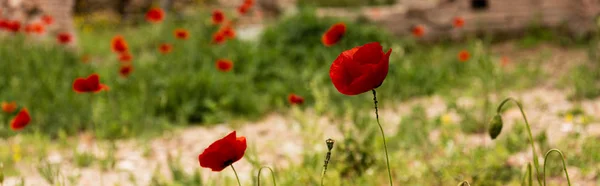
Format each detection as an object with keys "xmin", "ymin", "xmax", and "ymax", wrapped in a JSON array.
[
  {"xmin": 237, "ymin": 4, "xmax": 250, "ymax": 15},
  {"xmin": 1, "ymin": 101, "xmax": 17, "ymax": 113},
  {"xmin": 198, "ymin": 131, "xmax": 247, "ymax": 172},
  {"xmin": 174, "ymin": 28, "xmax": 189, "ymax": 40},
  {"xmin": 10, "ymin": 108, "xmax": 31, "ymax": 131},
  {"xmin": 119, "ymin": 52, "xmax": 133, "ymax": 63},
  {"xmin": 41, "ymin": 15, "xmax": 54, "ymax": 25},
  {"xmin": 6, "ymin": 20, "xmax": 20, "ymax": 32},
  {"xmin": 412, "ymin": 25, "xmax": 425, "ymax": 38},
  {"xmin": 212, "ymin": 10, "xmax": 225, "ymax": 24},
  {"xmin": 146, "ymin": 7, "xmax": 165, "ymax": 23},
  {"xmin": 212, "ymin": 32, "xmax": 225, "ymax": 44},
  {"xmin": 322, "ymin": 23, "xmax": 346, "ymax": 47},
  {"xmin": 222, "ymin": 25, "xmax": 235, "ymax": 39},
  {"xmin": 72, "ymin": 73, "xmax": 108, "ymax": 93},
  {"xmin": 159, "ymin": 43, "xmax": 172, "ymax": 54},
  {"xmin": 216, "ymin": 59, "xmax": 233, "ymax": 72},
  {"xmin": 458, "ymin": 50, "xmax": 470, "ymax": 62},
  {"xmin": 288, "ymin": 94, "xmax": 304, "ymax": 105},
  {"xmin": 329, "ymin": 42, "xmax": 392, "ymax": 95},
  {"xmin": 111, "ymin": 35, "xmax": 129, "ymax": 54},
  {"xmin": 57, "ymin": 32, "xmax": 72, "ymax": 44},
  {"xmin": 119, "ymin": 65, "xmax": 133, "ymax": 77},
  {"xmin": 453, "ymin": 17, "xmax": 464, "ymax": 28}
]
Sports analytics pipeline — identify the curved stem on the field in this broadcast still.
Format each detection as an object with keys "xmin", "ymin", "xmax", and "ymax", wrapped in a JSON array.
[
  {"xmin": 496, "ymin": 98, "xmax": 542, "ymax": 186},
  {"xmin": 257, "ymin": 166, "xmax": 276, "ymax": 186},
  {"xmin": 230, "ymin": 165, "xmax": 242, "ymax": 186},
  {"xmin": 457, "ymin": 181, "xmax": 471, "ymax": 186},
  {"xmin": 372, "ymin": 89, "xmax": 393, "ymax": 186},
  {"xmin": 543, "ymin": 149, "xmax": 572, "ymax": 186}
]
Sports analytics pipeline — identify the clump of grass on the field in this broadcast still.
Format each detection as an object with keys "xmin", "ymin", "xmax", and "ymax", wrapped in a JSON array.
[{"xmin": 74, "ymin": 151, "xmax": 96, "ymax": 168}]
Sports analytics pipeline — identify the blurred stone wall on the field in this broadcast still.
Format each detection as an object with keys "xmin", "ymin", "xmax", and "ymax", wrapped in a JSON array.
[{"xmin": 0, "ymin": 0, "xmax": 75, "ymax": 34}]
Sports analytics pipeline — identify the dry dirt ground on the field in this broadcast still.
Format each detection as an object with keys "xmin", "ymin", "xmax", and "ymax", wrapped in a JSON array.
[{"xmin": 3, "ymin": 43, "xmax": 600, "ymax": 186}]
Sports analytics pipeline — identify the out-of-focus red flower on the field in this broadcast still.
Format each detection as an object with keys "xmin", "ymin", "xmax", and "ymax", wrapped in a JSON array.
[
  {"xmin": 10, "ymin": 108, "xmax": 31, "ymax": 131},
  {"xmin": 453, "ymin": 16, "xmax": 465, "ymax": 28},
  {"xmin": 237, "ymin": 4, "xmax": 251, "ymax": 15},
  {"xmin": 412, "ymin": 25, "xmax": 425, "ymax": 38},
  {"xmin": 288, "ymin": 94, "xmax": 304, "ymax": 105},
  {"xmin": 6, "ymin": 20, "xmax": 20, "ymax": 32},
  {"xmin": 212, "ymin": 32, "xmax": 225, "ymax": 44},
  {"xmin": 159, "ymin": 43, "xmax": 172, "ymax": 54},
  {"xmin": 216, "ymin": 59, "xmax": 233, "ymax": 72},
  {"xmin": 501, "ymin": 56, "xmax": 510, "ymax": 67},
  {"xmin": 119, "ymin": 64, "xmax": 133, "ymax": 77},
  {"xmin": 57, "ymin": 32, "xmax": 72, "ymax": 44},
  {"xmin": 329, "ymin": 42, "xmax": 392, "ymax": 95},
  {"xmin": 111, "ymin": 35, "xmax": 129, "ymax": 54},
  {"xmin": 146, "ymin": 7, "xmax": 165, "ymax": 23},
  {"xmin": 73, "ymin": 73, "xmax": 108, "ymax": 93},
  {"xmin": 119, "ymin": 52, "xmax": 133, "ymax": 63},
  {"xmin": 0, "ymin": 19, "xmax": 6, "ymax": 30},
  {"xmin": 212, "ymin": 10, "xmax": 225, "ymax": 24},
  {"xmin": 25, "ymin": 23, "xmax": 44, "ymax": 34},
  {"xmin": 222, "ymin": 25, "xmax": 235, "ymax": 39},
  {"xmin": 174, "ymin": 28, "xmax": 189, "ymax": 40},
  {"xmin": 41, "ymin": 15, "xmax": 54, "ymax": 25},
  {"xmin": 1, "ymin": 101, "xmax": 17, "ymax": 113},
  {"xmin": 322, "ymin": 23, "xmax": 346, "ymax": 47},
  {"xmin": 458, "ymin": 50, "xmax": 470, "ymax": 62},
  {"xmin": 198, "ymin": 131, "xmax": 247, "ymax": 172}
]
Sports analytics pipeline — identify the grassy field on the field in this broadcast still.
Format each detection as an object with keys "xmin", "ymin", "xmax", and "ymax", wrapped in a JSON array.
[{"xmin": 1, "ymin": 5, "xmax": 600, "ymax": 186}]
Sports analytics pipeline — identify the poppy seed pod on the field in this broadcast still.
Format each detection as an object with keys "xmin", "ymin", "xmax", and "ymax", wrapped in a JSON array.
[
  {"xmin": 489, "ymin": 114, "xmax": 504, "ymax": 139},
  {"xmin": 326, "ymin": 138, "xmax": 334, "ymax": 151}
]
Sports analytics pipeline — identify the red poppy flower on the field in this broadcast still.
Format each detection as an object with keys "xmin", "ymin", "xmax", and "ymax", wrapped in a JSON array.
[
  {"xmin": 453, "ymin": 17, "xmax": 464, "ymax": 28},
  {"xmin": 6, "ymin": 20, "xmax": 20, "ymax": 32},
  {"xmin": 412, "ymin": 25, "xmax": 425, "ymax": 38},
  {"xmin": 119, "ymin": 65, "xmax": 133, "ymax": 77},
  {"xmin": 159, "ymin": 43, "xmax": 172, "ymax": 54},
  {"xmin": 322, "ymin": 23, "xmax": 346, "ymax": 47},
  {"xmin": 288, "ymin": 94, "xmax": 304, "ymax": 105},
  {"xmin": 222, "ymin": 26, "xmax": 236, "ymax": 39},
  {"xmin": 119, "ymin": 52, "xmax": 133, "ymax": 63},
  {"xmin": 501, "ymin": 56, "xmax": 510, "ymax": 67},
  {"xmin": 198, "ymin": 131, "xmax": 247, "ymax": 172},
  {"xmin": 212, "ymin": 32, "xmax": 226, "ymax": 44},
  {"xmin": 216, "ymin": 59, "xmax": 233, "ymax": 72},
  {"xmin": 212, "ymin": 10, "xmax": 225, "ymax": 24},
  {"xmin": 1, "ymin": 101, "xmax": 17, "ymax": 113},
  {"xmin": 72, "ymin": 73, "xmax": 108, "ymax": 93},
  {"xmin": 237, "ymin": 4, "xmax": 250, "ymax": 15},
  {"xmin": 458, "ymin": 50, "xmax": 470, "ymax": 62},
  {"xmin": 329, "ymin": 42, "xmax": 392, "ymax": 95},
  {"xmin": 243, "ymin": 0, "xmax": 255, "ymax": 7},
  {"xmin": 25, "ymin": 23, "xmax": 44, "ymax": 34},
  {"xmin": 146, "ymin": 7, "xmax": 165, "ymax": 23},
  {"xmin": 10, "ymin": 108, "xmax": 31, "ymax": 131},
  {"xmin": 174, "ymin": 28, "xmax": 189, "ymax": 40},
  {"xmin": 41, "ymin": 15, "xmax": 54, "ymax": 25},
  {"xmin": 57, "ymin": 32, "xmax": 72, "ymax": 44},
  {"xmin": 111, "ymin": 35, "xmax": 129, "ymax": 54}
]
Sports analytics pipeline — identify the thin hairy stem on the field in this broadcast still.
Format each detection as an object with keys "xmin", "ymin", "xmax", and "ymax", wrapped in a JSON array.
[
  {"xmin": 321, "ymin": 151, "xmax": 331, "ymax": 186},
  {"xmin": 372, "ymin": 89, "xmax": 393, "ymax": 186},
  {"xmin": 543, "ymin": 149, "xmax": 572, "ymax": 186},
  {"xmin": 497, "ymin": 98, "xmax": 542, "ymax": 186},
  {"xmin": 257, "ymin": 166, "xmax": 276, "ymax": 186},
  {"xmin": 231, "ymin": 165, "xmax": 242, "ymax": 186}
]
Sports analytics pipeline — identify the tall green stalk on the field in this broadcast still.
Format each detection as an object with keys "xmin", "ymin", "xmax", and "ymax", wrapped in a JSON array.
[
  {"xmin": 543, "ymin": 149, "xmax": 571, "ymax": 186},
  {"xmin": 257, "ymin": 166, "xmax": 277, "ymax": 186},
  {"xmin": 372, "ymin": 89, "xmax": 393, "ymax": 185}
]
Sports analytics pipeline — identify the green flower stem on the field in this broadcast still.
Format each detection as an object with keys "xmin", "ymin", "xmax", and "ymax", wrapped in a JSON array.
[
  {"xmin": 231, "ymin": 165, "xmax": 242, "ymax": 186},
  {"xmin": 372, "ymin": 89, "xmax": 393, "ymax": 186},
  {"xmin": 497, "ymin": 98, "xmax": 542, "ymax": 186},
  {"xmin": 543, "ymin": 149, "xmax": 571, "ymax": 186},
  {"xmin": 257, "ymin": 166, "xmax": 276, "ymax": 186}
]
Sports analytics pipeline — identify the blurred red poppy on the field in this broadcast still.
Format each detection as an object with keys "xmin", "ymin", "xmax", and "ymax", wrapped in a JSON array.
[
  {"xmin": 222, "ymin": 25, "xmax": 236, "ymax": 39},
  {"xmin": 412, "ymin": 25, "xmax": 425, "ymax": 38},
  {"xmin": 329, "ymin": 42, "xmax": 392, "ymax": 95},
  {"xmin": 243, "ymin": 0, "xmax": 255, "ymax": 6},
  {"xmin": 212, "ymin": 10, "xmax": 225, "ymax": 24},
  {"xmin": 41, "ymin": 15, "xmax": 53, "ymax": 25},
  {"xmin": 73, "ymin": 73, "xmax": 108, "ymax": 93},
  {"xmin": 25, "ymin": 23, "xmax": 44, "ymax": 34},
  {"xmin": 198, "ymin": 131, "xmax": 247, "ymax": 172},
  {"xmin": 212, "ymin": 32, "xmax": 225, "ymax": 44},
  {"xmin": 453, "ymin": 17, "xmax": 464, "ymax": 28},
  {"xmin": 322, "ymin": 23, "xmax": 346, "ymax": 47},
  {"xmin": 1, "ymin": 101, "xmax": 17, "ymax": 113},
  {"xmin": 119, "ymin": 52, "xmax": 133, "ymax": 63},
  {"xmin": 10, "ymin": 108, "xmax": 30, "ymax": 131},
  {"xmin": 458, "ymin": 50, "xmax": 470, "ymax": 62},
  {"xmin": 174, "ymin": 28, "xmax": 189, "ymax": 40},
  {"xmin": 111, "ymin": 35, "xmax": 129, "ymax": 54},
  {"xmin": 146, "ymin": 7, "xmax": 165, "ymax": 23},
  {"xmin": 216, "ymin": 59, "xmax": 233, "ymax": 72},
  {"xmin": 57, "ymin": 32, "xmax": 72, "ymax": 44},
  {"xmin": 237, "ymin": 4, "xmax": 250, "ymax": 15},
  {"xmin": 6, "ymin": 20, "xmax": 20, "ymax": 32},
  {"xmin": 288, "ymin": 94, "xmax": 304, "ymax": 105},
  {"xmin": 159, "ymin": 43, "xmax": 172, "ymax": 54},
  {"xmin": 119, "ymin": 65, "xmax": 133, "ymax": 77},
  {"xmin": 501, "ymin": 56, "xmax": 510, "ymax": 67}
]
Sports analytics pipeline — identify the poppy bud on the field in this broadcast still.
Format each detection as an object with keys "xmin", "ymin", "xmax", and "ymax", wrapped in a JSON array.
[
  {"xmin": 326, "ymin": 138, "xmax": 334, "ymax": 151},
  {"xmin": 488, "ymin": 114, "xmax": 503, "ymax": 139}
]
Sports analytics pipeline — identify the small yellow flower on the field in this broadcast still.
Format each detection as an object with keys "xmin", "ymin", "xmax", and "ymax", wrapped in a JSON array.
[
  {"xmin": 441, "ymin": 113, "xmax": 452, "ymax": 125},
  {"xmin": 564, "ymin": 113, "xmax": 574, "ymax": 123},
  {"xmin": 576, "ymin": 116, "xmax": 587, "ymax": 124},
  {"xmin": 12, "ymin": 144, "xmax": 21, "ymax": 163}
]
